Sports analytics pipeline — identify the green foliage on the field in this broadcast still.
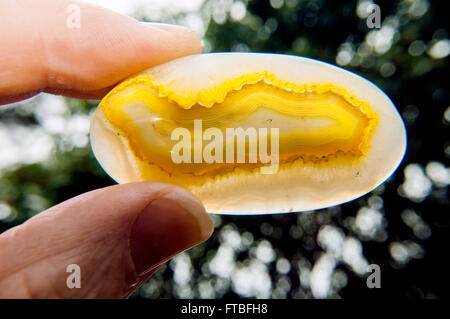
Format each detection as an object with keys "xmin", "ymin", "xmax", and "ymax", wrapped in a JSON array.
[{"xmin": 1, "ymin": 0, "xmax": 448, "ymax": 299}]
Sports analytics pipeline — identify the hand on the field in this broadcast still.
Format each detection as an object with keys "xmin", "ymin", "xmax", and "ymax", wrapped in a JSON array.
[{"xmin": 0, "ymin": 0, "xmax": 213, "ymax": 298}]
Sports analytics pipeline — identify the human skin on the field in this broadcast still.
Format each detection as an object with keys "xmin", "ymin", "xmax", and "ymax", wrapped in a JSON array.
[{"xmin": 0, "ymin": 0, "xmax": 213, "ymax": 298}]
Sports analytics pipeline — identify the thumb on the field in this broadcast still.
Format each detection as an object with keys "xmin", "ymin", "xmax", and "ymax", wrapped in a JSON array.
[{"xmin": 0, "ymin": 182, "xmax": 214, "ymax": 298}]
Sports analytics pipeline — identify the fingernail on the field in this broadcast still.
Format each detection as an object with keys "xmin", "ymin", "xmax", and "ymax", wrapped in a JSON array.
[
  {"xmin": 129, "ymin": 188, "xmax": 213, "ymax": 277},
  {"xmin": 142, "ymin": 22, "xmax": 194, "ymax": 34}
]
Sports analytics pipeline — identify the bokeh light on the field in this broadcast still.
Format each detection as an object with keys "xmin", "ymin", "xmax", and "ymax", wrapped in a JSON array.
[{"xmin": 0, "ymin": 0, "xmax": 448, "ymax": 299}]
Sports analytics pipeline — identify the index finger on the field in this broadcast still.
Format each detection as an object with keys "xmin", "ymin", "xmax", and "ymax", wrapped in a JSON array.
[{"xmin": 0, "ymin": 0, "xmax": 202, "ymax": 104}]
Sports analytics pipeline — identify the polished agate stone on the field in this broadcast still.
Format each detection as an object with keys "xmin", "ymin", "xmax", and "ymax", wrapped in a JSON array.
[{"xmin": 90, "ymin": 53, "xmax": 406, "ymax": 214}]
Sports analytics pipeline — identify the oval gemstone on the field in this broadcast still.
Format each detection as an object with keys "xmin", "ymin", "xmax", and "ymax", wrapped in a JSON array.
[{"xmin": 90, "ymin": 53, "xmax": 406, "ymax": 214}]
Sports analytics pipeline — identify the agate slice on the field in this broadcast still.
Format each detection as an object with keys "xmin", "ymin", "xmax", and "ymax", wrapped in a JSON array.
[{"xmin": 90, "ymin": 53, "xmax": 406, "ymax": 214}]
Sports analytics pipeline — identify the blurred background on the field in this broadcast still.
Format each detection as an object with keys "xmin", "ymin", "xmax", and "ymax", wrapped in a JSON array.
[{"xmin": 0, "ymin": 0, "xmax": 449, "ymax": 299}]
